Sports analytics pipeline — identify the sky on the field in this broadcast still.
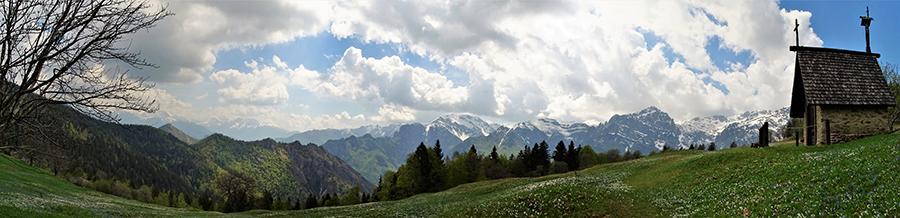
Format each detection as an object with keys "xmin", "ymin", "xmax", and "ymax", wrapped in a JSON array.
[{"xmin": 116, "ymin": 0, "xmax": 900, "ymax": 132}]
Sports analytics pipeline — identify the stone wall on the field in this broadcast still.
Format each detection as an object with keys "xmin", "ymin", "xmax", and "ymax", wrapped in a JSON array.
[{"xmin": 813, "ymin": 105, "xmax": 889, "ymax": 145}]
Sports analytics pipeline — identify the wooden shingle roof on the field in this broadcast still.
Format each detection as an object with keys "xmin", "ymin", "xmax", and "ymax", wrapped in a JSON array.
[{"xmin": 790, "ymin": 46, "xmax": 895, "ymax": 109}]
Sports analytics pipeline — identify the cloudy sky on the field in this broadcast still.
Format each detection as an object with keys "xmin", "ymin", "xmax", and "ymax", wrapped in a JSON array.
[{"xmin": 118, "ymin": 0, "xmax": 900, "ymax": 132}]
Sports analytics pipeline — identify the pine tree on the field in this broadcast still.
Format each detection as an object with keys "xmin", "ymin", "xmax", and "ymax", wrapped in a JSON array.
[
  {"xmin": 490, "ymin": 146, "xmax": 499, "ymax": 162},
  {"xmin": 414, "ymin": 142, "xmax": 432, "ymax": 194},
  {"xmin": 552, "ymin": 140, "xmax": 568, "ymax": 163},
  {"xmin": 689, "ymin": 144, "xmax": 695, "ymax": 150},
  {"xmin": 566, "ymin": 142, "xmax": 580, "ymax": 171},
  {"xmin": 708, "ymin": 142, "xmax": 716, "ymax": 151},
  {"xmin": 435, "ymin": 140, "xmax": 443, "ymax": 160},
  {"xmin": 730, "ymin": 141, "xmax": 737, "ymax": 148},
  {"xmin": 698, "ymin": 144, "xmax": 706, "ymax": 151}
]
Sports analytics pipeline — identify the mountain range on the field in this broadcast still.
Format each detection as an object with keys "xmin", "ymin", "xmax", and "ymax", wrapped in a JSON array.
[{"xmin": 301, "ymin": 106, "xmax": 791, "ymax": 183}]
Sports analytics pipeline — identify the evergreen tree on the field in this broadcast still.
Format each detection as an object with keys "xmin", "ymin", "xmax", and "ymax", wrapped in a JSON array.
[
  {"xmin": 304, "ymin": 194, "xmax": 318, "ymax": 209},
  {"xmin": 413, "ymin": 142, "xmax": 432, "ymax": 194},
  {"xmin": 698, "ymin": 144, "xmax": 706, "ymax": 151},
  {"xmin": 730, "ymin": 141, "xmax": 737, "ymax": 148},
  {"xmin": 435, "ymin": 140, "xmax": 443, "ymax": 161},
  {"xmin": 523, "ymin": 144, "xmax": 535, "ymax": 172},
  {"xmin": 708, "ymin": 142, "xmax": 716, "ymax": 151},
  {"xmin": 566, "ymin": 142, "xmax": 580, "ymax": 171},
  {"xmin": 198, "ymin": 190, "xmax": 213, "ymax": 211},
  {"xmin": 552, "ymin": 140, "xmax": 568, "ymax": 163},
  {"xmin": 293, "ymin": 197, "xmax": 301, "ymax": 210},
  {"xmin": 490, "ymin": 146, "xmax": 500, "ymax": 163},
  {"xmin": 689, "ymin": 144, "xmax": 695, "ymax": 150},
  {"xmin": 536, "ymin": 141, "xmax": 551, "ymax": 175}
]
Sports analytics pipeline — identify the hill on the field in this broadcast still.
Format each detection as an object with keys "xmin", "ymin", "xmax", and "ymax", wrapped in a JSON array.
[
  {"xmin": 159, "ymin": 123, "xmax": 199, "ymax": 144},
  {"xmin": 169, "ymin": 121, "xmax": 214, "ymax": 141},
  {"xmin": 193, "ymin": 135, "xmax": 375, "ymax": 198},
  {"xmin": 0, "ymin": 153, "xmax": 226, "ymax": 217},
  {"xmin": 272, "ymin": 133, "xmax": 900, "ymax": 217},
  {"xmin": 7, "ymin": 102, "xmax": 371, "ymax": 203}
]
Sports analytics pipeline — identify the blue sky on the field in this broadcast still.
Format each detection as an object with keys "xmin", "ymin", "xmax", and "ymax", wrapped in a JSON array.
[{"xmin": 117, "ymin": 0, "xmax": 900, "ymax": 132}]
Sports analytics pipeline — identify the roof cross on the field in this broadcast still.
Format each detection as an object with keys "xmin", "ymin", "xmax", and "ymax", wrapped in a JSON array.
[{"xmin": 793, "ymin": 19, "xmax": 799, "ymax": 47}]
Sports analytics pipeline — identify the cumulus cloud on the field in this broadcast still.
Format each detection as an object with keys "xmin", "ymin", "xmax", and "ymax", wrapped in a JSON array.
[
  {"xmin": 323, "ymin": 0, "xmax": 821, "ymax": 123},
  {"xmin": 315, "ymin": 47, "xmax": 468, "ymax": 110},
  {"xmin": 209, "ymin": 56, "xmax": 322, "ymax": 105},
  {"xmin": 128, "ymin": 0, "xmax": 825, "ymax": 131},
  {"xmin": 117, "ymin": 0, "xmax": 331, "ymax": 84}
]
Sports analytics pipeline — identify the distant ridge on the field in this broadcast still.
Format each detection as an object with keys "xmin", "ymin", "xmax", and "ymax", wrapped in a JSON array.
[
  {"xmin": 323, "ymin": 106, "xmax": 791, "ymax": 184},
  {"xmin": 159, "ymin": 123, "xmax": 199, "ymax": 144}
]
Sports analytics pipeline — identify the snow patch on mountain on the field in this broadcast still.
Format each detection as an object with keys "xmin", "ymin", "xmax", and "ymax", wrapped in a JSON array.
[
  {"xmin": 676, "ymin": 107, "xmax": 791, "ymax": 147},
  {"xmin": 427, "ymin": 114, "xmax": 496, "ymax": 141}
]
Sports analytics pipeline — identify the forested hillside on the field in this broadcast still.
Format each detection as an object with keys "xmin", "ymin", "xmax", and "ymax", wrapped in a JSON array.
[
  {"xmin": 194, "ymin": 134, "xmax": 374, "ymax": 199},
  {"xmin": 3, "ymin": 103, "xmax": 371, "ymax": 212}
]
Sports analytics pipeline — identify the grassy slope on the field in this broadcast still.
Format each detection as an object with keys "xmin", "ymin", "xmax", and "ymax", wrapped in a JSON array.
[
  {"xmin": 3, "ymin": 134, "xmax": 899, "ymax": 217},
  {"xmin": 0, "ymin": 153, "xmax": 235, "ymax": 218},
  {"xmin": 268, "ymin": 133, "xmax": 900, "ymax": 217}
]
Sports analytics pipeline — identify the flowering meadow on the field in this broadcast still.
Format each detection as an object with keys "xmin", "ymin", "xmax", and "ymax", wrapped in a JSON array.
[
  {"xmin": 3, "ymin": 133, "xmax": 899, "ymax": 217},
  {"xmin": 636, "ymin": 135, "xmax": 900, "ymax": 217}
]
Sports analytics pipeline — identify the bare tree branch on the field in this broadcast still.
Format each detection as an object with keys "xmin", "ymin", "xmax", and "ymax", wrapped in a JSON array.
[{"xmin": 0, "ymin": 0, "xmax": 170, "ymax": 161}]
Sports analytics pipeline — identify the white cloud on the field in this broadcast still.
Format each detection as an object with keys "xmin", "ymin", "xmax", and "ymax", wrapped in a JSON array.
[
  {"xmin": 324, "ymin": 0, "xmax": 821, "ymax": 123},
  {"xmin": 195, "ymin": 92, "xmax": 208, "ymax": 100},
  {"xmin": 126, "ymin": 0, "xmax": 825, "ymax": 131},
  {"xmin": 209, "ymin": 56, "xmax": 323, "ymax": 105},
  {"xmin": 370, "ymin": 104, "xmax": 417, "ymax": 122},
  {"xmin": 117, "ymin": 0, "xmax": 331, "ymax": 84},
  {"xmin": 209, "ymin": 67, "xmax": 289, "ymax": 105},
  {"xmin": 315, "ymin": 47, "xmax": 470, "ymax": 112}
]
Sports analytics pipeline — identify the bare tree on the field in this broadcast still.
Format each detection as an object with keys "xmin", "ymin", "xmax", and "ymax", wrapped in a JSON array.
[
  {"xmin": 0, "ymin": 0, "xmax": 170, "ymax": 152},
  {"xmin": 883, "ymin": 62, "xmax": 900, "ymax": 131}
]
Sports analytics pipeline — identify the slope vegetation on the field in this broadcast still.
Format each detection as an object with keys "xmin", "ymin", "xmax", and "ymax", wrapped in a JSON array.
[
  {"xmin": 194, "ymin": 134, "xmax": 374, "ymax": 198},
  {"xmin": 271, "ymin": 133, "xmax": 900, "ymax": 217},
  {"xmin": 0, "ymin": 154, "xmax": 228, "ymax": 217},
  {"xmin": 4, "ymin": 133, "xmax": 897, "ymax": 217}
]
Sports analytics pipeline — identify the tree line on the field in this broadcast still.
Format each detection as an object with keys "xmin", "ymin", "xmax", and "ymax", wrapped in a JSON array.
[{"xmin": 370, "ymin": 140, "xmax": 645, "ymax": 202}]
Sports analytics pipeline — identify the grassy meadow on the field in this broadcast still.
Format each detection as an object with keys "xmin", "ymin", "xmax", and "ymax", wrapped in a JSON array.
[{"xmin": 3, "ymin": 133, "xmax": 900, "ymax": 217}]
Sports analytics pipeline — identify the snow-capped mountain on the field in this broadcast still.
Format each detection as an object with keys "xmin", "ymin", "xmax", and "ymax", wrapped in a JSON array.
[
  {"xmin": 426, "ymin": 114, "xmax": 496, "ymax": 141},
  {"xmin": 600, "ymin": 106, "xmax": 682, "ymax": 153},
  {"xmin": 677, "ymin": 107, "xmax": 790, "ymax": 148},
  {"xmin": 319, "ymin": 106, "xmax": 792, "ymax": 184},
  {"xmin": 454, "ymin": 106, "xmax": 791, "ymax": 155}
]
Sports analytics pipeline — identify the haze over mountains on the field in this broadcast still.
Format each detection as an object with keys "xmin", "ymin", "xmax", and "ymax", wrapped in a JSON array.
[{"xmin": 163, "ymin": 106, "xmax": 789, "ymax": 183}]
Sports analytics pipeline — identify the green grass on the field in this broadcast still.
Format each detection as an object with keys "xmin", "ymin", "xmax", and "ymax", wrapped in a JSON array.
[
  {"xmin": 268, "ymin": 134, "xmax": 900, "ymax": 217},
  {"xmin": 4, "ymin": 133, "xmax": 900, "ymax": 217},
  {"xmin": 0, "ymin": 154, "xmax": 238, "ymax": 218}
]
